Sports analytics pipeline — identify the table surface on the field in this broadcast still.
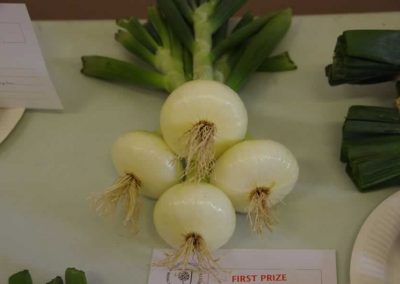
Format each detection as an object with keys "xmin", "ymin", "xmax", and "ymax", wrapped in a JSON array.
[{"xmin": 0, "ymin": 12, "xmax": 399, "ymax": 284}]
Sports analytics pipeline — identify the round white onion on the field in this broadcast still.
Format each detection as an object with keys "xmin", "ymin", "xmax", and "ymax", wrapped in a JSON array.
[
  {"xmin": 153, "ymin": 182, "xmax": 236, "ymax": 271},
  {"xmin": 94, "ymin": 131, "xmax": 183, "ymax": 229},
  {"xmin": 210, "ymin": 140, "xmax": 299, "ymax": 233},
  {"xmin": 112, "ymin": 131, "xmax": 183, "ymax": 199},
  {"xmin": 160, "ymin": 80, "xmax": 248, "ymax": 181}
]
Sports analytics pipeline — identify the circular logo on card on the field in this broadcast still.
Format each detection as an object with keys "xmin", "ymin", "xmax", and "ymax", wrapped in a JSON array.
[{"xmin": 166, "ymin": 269, "xmax": 206, "ymax": 284}]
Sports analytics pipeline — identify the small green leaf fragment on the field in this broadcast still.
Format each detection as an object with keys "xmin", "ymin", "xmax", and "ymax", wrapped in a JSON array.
[
  {"xmin": 65, "ymin": 268, "xmax": 87, "ymax": 284},
  {"xmin": 8, "ymin": 270, "xmax": 33, "ymax": 284},
  {"xmin": 46, "ymin": 276, "xmax": 64, "ymax": 284}
]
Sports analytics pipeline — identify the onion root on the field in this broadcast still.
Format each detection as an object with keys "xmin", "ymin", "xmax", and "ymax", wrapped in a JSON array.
[
  {"xmin": 183, "ymin": 120, "xmax": 216, "ymax": 182},
  {"xmin": 157, "ymin": 233, "xmax": 221, "ymax": 274},
  {"xmin": 93, "ymin": 173, "xmax": 141, "ymax": 231},
  {"xmin": 248, "ymin": 186, "xmax": 276, "ymax": 234}
]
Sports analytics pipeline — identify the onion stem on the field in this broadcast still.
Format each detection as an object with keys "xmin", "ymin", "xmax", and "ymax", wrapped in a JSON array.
[
  {"xmin": 81, "ymin": 56, "xmax": 168, "ymax": 91},
  {"xmin": 172, "ymin": 0, "xmax": 194, "ymax": 23},
  {"xmin": 226, "ymin": 9, "xmax": 292, "ymax": 91},
  {"xmin": 211, "ymin": 14, "xmax": 274, "ymax": 62},
  {"xmin": 154, "ymin": 48, "xmax": 187, "ymax": 91},
  {"xmin": 192, "ymin": 1, "xmax": 217, "ymax": 80},
  {"xmin": 157, "ymin": 0, "xmax": 194, "ymax": 51},
  {"xmin": 257, "ymin": 52, "xmax": 297, "ymax": 72},
  {"xmin": 209, "ymin": 0, "xmax": 246, "ymax": 33},
  {"xmin": 82, "ymin": 1, "xmax": 295, "ymax": 92},
  {"xmin": 147, "ymin": 6, "xmax": 171, "ymax": 50},
  {"xmin": 115, "ymin": 30, "xmax": 156, "ymax": 65},
  {"xmin": 116, "ymin": 18, "xmax": 159, "ymax": 53}
]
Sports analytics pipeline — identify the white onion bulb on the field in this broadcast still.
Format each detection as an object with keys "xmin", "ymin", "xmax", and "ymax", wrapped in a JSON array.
[
  {"xmin": 112, "ymin": 131, "xmax": 183, "ymax": 199},
  {"xmin": 160, "ymin": 80, "xmax": 248, "ymax": 181},
  {"xmin": 153, "ymin": 182, "xmax": 236, "ymax": 271},
  {"xmin": 210, "ymin": 140, "xmax": 299, "ymax": 234},
  {"xmin": 94, "ymin": 131, "xmax": 183, "ymax": 229}
]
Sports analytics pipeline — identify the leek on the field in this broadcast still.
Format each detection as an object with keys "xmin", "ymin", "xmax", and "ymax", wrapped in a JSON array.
[
  {"xmin": 347, "ymin": 154, "xmax": 400, "ymax": 191},
  {"xmin": 341, "ymin": 105, "xmax": 400, "ymax": 191},
  {"xmin": 326, "ymin": 30, "xmax": 400, "ymax": 86},
  {"xmin": 326, "ymin": 31, "xmax": 400, "ymax": 191}
]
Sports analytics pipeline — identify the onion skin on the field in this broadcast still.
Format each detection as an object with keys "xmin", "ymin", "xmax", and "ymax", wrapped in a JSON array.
[
  {"xmin": 160, "ymin": 80, "xmax": 248, "ymax": 158},
  {"xmin": 153, "ymin": 182, "xmax": 236, "ymax": 250},
  {"xmin": 210, "ymin": 140, "xmax": 299, "ymax": 213},
  {"xmin": 112, "ymin": 131, "xmax": 183, "ymax": 199}
]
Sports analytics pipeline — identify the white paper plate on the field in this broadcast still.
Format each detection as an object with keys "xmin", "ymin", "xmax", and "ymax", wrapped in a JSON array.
[
  {"xmin": 350, "ymin": 191, "xmax": 400, "ymax": 284},
  {"xmin": 0, "ymin": 108, "xmax": 24, "ymax": 144}
]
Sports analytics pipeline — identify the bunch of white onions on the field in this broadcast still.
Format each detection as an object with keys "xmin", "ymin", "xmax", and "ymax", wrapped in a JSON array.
[{"xmin": 94, "ymin": 80, "xmax": 299, "ymax": 273}]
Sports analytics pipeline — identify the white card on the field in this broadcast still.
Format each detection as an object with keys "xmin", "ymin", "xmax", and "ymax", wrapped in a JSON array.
[
  {"xmin": 148, "ymin": 249, "xmax": 337, "ymax": 284},
  {"xmin": 0, "ymin": 4, "xmax": 62, "ymax": 109}
]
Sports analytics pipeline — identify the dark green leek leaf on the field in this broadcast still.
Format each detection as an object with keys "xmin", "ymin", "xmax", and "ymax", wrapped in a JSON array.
[
  {"xmin": 326, "ymin": 30, "xmax": 400, "ymax": 86},
  {"xmin": 342, "ymin": 106, "xmax": 400, "ymax": 139},
  {"xmin": 344, "ymin": 30, "xmax": 400, "ymax": 65},
  {"xmin": 343, "ymin": 136, "xmax": 400, "ymax": 163},
  {"xmin": 346, "ymin": 105, "xmax": 400, "ymax": 123},
  {"xmin": 343, "ymin": 120, "xmax": 400, "ymax": 137},
  {"xmin": 347, "ymin": 154, "xmax": 400, "ymax": 191},
  {"xmin": 341, "ymin": 105, "xmax": 400, "ymax": 191}
]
